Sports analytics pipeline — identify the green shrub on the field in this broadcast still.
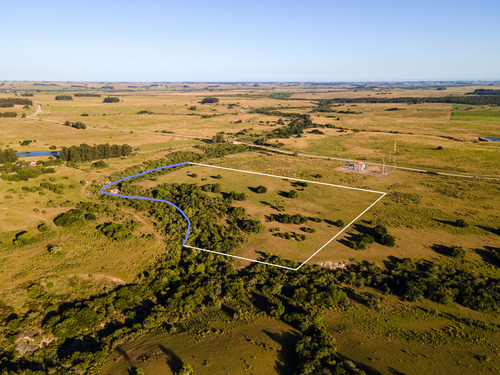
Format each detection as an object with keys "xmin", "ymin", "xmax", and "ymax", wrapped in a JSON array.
[
  {"xmin": 54, "ymin": 209, "xmax": 84, "ymax": 227},
  {"xmin": 448, "ymin": 245, "xmax": 466, "ymax": 258},
  {"xmin": 37, "ymin": 222, "xmax": 49, "ymax": 232},
  {"xmin": 301, "ymin": 227, "xmax": 316, "ymax": 233},
  {"xmin": 92, "ymin": 160, "xmax": 108, "ymax": 168},
  {"xmin": 13, "ymin": 231, "xmax": 35, "ymax": 246},
  {"xmin": 98, "ymin": 222, "xmax": 133, "ymax": 240},
  {"xmin": 238, "ymin": 219, "xmax": 263, "ymax": 233},
  {"xmin": 229, "ymin": 191, "xmax": 246, "ymax": 201},
  {"xmin": 287, "ymin": 190, "xmax": 298, "ymax": 198},
  {"xmin": 85, "ymin": 213, "xmax": 97, "ymax": 221},
  {"xmin": 334, "ymin": 219, "xmax": 344, "ymax": 227},
  {"xmin": 255, "ymin": 185, "xmax": 267, "ymax": 194},
  {"xmin": 456, "ymin": 219, "xmax": 469, "ymax": 228}
]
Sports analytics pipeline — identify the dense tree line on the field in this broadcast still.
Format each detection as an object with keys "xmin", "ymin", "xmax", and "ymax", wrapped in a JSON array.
[
  {"xmin": 253, "ymin": 115, "xmax": 314, "ymax": 147},
  {"xmin": 74, "ymin": 93, "xmax": 101, "ymax": 97},
  {"xmin": 468, "ymin": 89, "xmax": 500, "ymax": 95},
  {"xmin": 0, "ymin": 148, "xmax": 18, "ymax": 163},
  {"xmin": 340, "ymin": 258, "xmax": 499, "ymax": 311},
  {"xmin": 318, "ymin": 95, "xmax": 500, "ymax": 106},
  {"xmin": 0, "ymin": 98, "xmax": 32, "ymax": 107},
  {"xmin": 0, "ymin": 112, "xmax": 17, "ymax": 117},
  {"xmin": 55, "ymin": 95, "xmax": 73, "ymax": 101},
  {"xmin": 59, "ymin": 143, "xmax": 132, "ymax": 162},
  {"xmin": 250, "ymin": 106, "xmax": 303, "ymax": 118}
]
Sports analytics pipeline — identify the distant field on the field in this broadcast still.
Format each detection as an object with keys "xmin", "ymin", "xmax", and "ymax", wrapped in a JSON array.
[{"xmin": 452, "ymin": 111, "xmax": 500, "ymax": 121}]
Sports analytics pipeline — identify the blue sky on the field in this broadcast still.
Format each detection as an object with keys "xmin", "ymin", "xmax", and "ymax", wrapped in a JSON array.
[{"xmin": 2, "ymin": 0, "xmax": 499, "ymax": 81}]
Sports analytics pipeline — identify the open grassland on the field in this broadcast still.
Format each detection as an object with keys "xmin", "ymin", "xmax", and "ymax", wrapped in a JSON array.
[
  {"xmin": 325, "ymin": 292, "xmax": 500, "ymax": 375},
  {"xmin": 101, "ymin": 317, "xmax": 300, "ymax": 374},
  {"xmin": 452, "ymin": 111, "xmax": 500, "ymax": 121},
  {"xmin": 0, "ymin": 82, "xmax": 499, "ymax": 374}
]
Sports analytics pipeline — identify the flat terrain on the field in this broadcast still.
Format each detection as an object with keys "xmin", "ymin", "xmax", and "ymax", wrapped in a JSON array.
[{"xmin": 0, "ymin": 81, "xmax": 499, "ymax": 374}]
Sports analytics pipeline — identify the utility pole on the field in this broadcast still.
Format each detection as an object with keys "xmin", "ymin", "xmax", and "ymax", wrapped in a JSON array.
[
  {"xmin": 394, "ymin": 141, "xmax": 397, "ymax": 153},
  {"xmin": 383, "ymin": 155, "xmax": 385, "ymax": 175}
]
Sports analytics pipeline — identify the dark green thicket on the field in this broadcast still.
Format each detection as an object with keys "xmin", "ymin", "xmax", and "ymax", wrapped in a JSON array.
[
  {"xmin": 319, "ymin": 95, "xmax": 500, "ymax": 106},
  {"xmin": 0, "ymin": 98, "xmax": 32, "ymax": 107},
  {"xmin": 59, "ymin": 143, "xmax": 132, "ymax": 162}
]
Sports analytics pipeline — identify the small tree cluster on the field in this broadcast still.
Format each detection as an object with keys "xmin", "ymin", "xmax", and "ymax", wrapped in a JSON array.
[
  {"xmin": 229, "ymin": 191, "xmax": 246, "ymax": 201},
  {"xmin": 63, "ymin": 120, "xmax": 86, "ymax": 129},
  {"xmin": 0, "ymin": 148, "xmax": 18, "ymax": 163},
  {"xmin": 0, "ymin": 111, "xmax": 17, "ymax": 117},
  {"xmin": 201, "ymin": 97, "xmax": 219, "ymax": 104},
  {"xmin": 103, "ymin": 96, "xmax": 120, "ymax": 103},
  {"xmin": 212, "ymin": 133, "xmax": 225, "ymax": 143},
  {"xmin": 55, "ymin": 95, "xmax": 73, "ymax": 100}
]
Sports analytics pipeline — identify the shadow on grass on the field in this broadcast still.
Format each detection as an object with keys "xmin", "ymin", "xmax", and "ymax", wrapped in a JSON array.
[
  {"xmin": 434, "ymin": 219, "xmax": 460, "ymax": 227},
  {"xmin": 263, "ymin": 330, "xmax": 301, "ymax": 374},
  {"xmin": 475, "ymin": 246, "xmax": 500, "ymax": 267},
  {"xmin": 477, "ymin": 225, "xmax": 499, "ymax": 235},
  {"xmin": 158, "ymin": 345, "xmax": 184, "ymax": 374},
  {"xmin": 431, "ymin": 244, "xmax": 450, "ymax": 256},
  {"xmin": 336, "ymin": 353, "xmax": 384, "ymax": 375}
]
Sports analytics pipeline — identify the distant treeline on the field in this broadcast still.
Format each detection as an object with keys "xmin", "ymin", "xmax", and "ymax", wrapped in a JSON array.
[
  {"xmin": 63, "ymin": 120, "xmax": 86, "ymax": 129},
  {"xmin": 0, "ymin": 98, "xmax": 33, "ymax": 107},
  {"xmin": 55, "ymin": 95, "xmax": 73, "ymax": 101},
  {"xmin": 0, "ymin": 112, "xmax": 17, "ymax": 117},
  {"xmin": 74, "ymin": 93, "xmax": 101, "ymax": 97},
  {"xmin": 319, "ymin": 95, "xmax": 500, "ymax": 106},
  {"xmin": 467, "ymin": 89, "xmax": 500, "ymax": 96},
  {"xmin": 20, "ymin": 93, "xmax": 34, "ymax": 97},
  {"xmin": 250, "ymin": 106, "xmax": 302, "ymax": 117},
  {"xmin": 59, "ymin": 143, "xmax": 132, "ymax": 162},
  {"xmin": 0, "ymin": 148, "xmax": 18, "ymax": 163}
]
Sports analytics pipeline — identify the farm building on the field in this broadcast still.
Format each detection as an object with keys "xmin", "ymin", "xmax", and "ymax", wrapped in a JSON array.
[
  {"xmin": 354, "ymin": 162, "xmax": 366, "ymax": 171},
  {"xmin": 29, "ymin": 161, "xmax": 37, "ymax": 166}
]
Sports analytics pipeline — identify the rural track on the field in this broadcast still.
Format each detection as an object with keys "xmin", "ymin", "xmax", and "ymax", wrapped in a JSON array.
[
  {"xmin": 233, "ymin": 142, "xmax": 500, "ymax": 181},
  {"xmin": 26, "ymin": 108, "xmax": 500, "ymax": 181}
]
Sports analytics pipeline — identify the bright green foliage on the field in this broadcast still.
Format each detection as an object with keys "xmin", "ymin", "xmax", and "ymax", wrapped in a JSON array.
[
  {"xmin": 13, "ymin": 231, "xmax": 35, "ymax": 246},
  {"xmin": 98, "ymin": 222, "xmax": 134, "ymax": 241},
  {"xmin": 229, "ymin": 191, "xmax": 246, "ymax": 201}
]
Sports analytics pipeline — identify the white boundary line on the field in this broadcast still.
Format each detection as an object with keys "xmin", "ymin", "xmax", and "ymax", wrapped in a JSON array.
[
  {"xmin": 184, "ymin": 162, "xmax": 386, "ymax": 271},
  {"xmin": 190, "ymin": 162, "xmax": 385, "ymax": 194}
]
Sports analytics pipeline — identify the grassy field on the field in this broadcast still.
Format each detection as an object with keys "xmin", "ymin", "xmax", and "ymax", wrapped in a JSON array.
[
  {"xmin": 1, "ymin": 82, "xmax": 499, "ymax": 374},
  {"xmin": 325, "ymin": 292, "xmax": 500, "ymax": 375},
  {"xmin": 101, "ymin": 317, "xmax": 300, "ymax": 374},
  {"xmin": 135, "ymin": 161, "xmax": 380, "ymax": 265},
  {"xmin": 452, "ymin": 111, "xmax": 500, "ymax": 121}
]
